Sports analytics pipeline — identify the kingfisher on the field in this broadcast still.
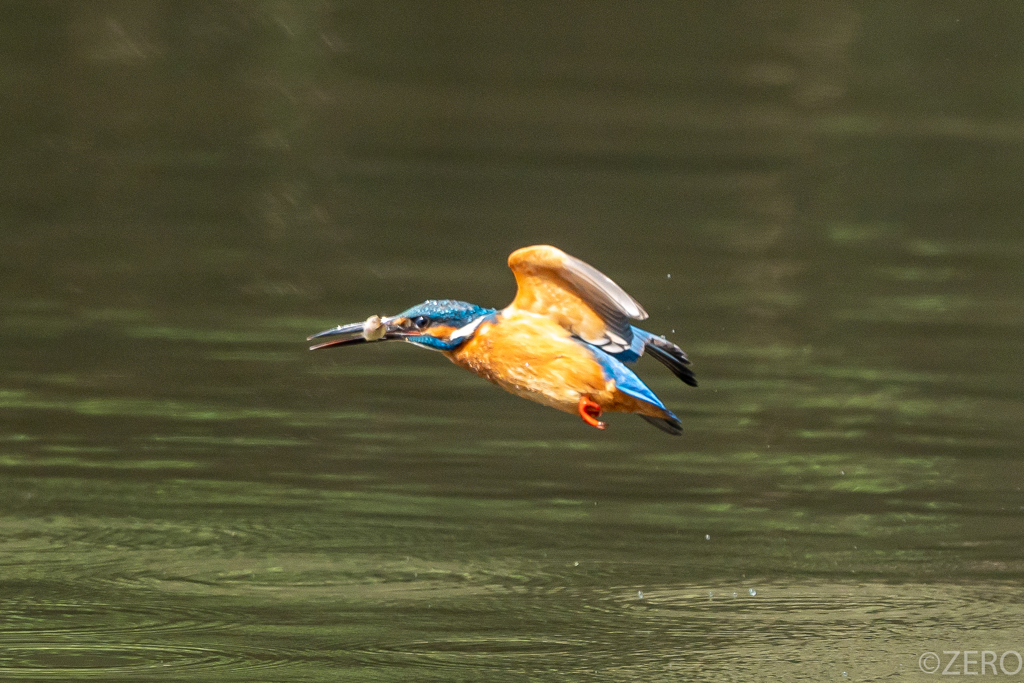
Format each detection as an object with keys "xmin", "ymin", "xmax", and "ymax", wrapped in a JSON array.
[{"xmin": 308, "ymin": 245, "xmax": 697, "ymax": 434}]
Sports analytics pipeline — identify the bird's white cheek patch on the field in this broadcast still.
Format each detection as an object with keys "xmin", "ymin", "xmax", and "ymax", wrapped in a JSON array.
[{"xmin": 449, "ymin": 316, "xmax": 486, "ymax": 342}]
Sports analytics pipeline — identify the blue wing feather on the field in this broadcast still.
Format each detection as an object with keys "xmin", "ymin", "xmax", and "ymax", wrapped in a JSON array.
[
  {"xmin": 587, "ymin": 342, "xmax": 685, "ymax": 435},
  {"xmin": 586, "ymin": 345, "xmax": 669, "ymax": 411}
]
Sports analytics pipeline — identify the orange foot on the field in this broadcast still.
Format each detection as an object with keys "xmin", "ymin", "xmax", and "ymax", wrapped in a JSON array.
[{"xmin": 577, "ymin": 395, "xmax": 606, "ymax": 430}]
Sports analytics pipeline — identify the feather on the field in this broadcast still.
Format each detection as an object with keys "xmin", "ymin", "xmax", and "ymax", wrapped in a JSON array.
[
  {"xmin": 556, "ymin": 250, "xmax": 648, "ymax": 322},
  {"xmin": 507, "ymin": 245, "xmax": 646, "ymax": 346},
  {"xmin": 639, "ymin": 414, "xmax": 683, "ymax": 435},
  {"xmin": 587, "ymin": 345, "xmax": 668, "ymax": 411},
  {"xmin": 633, "ymin": 330, "xmax": 698, "ymax": 387}
]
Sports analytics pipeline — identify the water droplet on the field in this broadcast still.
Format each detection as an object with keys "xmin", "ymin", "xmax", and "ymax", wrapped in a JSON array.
[
  {"xmin": 637, "ymin": 590, "xmax": 644, "ymax": 599},
  {"xmin": 574, "ymin": 561, "xmax": 579, "ymax": 567},
  {"xmin": 667, "ymin": 273, "xmax": 671, "ymax": 278},
  {"xmin": 748, "ymin": 588, "xmax": 757, "ymax": 596},
  {"xmin": 705, "ymin": 534, "xmax": 710, "ymax": 540}
]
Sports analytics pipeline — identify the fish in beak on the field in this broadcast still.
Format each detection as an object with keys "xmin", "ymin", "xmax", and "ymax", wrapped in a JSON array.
[{"xmin": 307, "ymin": 315, "xmax": 408, "ymax": 350}]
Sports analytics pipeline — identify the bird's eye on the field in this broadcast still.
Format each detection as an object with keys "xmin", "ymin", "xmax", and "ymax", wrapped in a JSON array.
[{"xmin": 412, "ymin": 316, "xmax": 429, "ymax": 329}]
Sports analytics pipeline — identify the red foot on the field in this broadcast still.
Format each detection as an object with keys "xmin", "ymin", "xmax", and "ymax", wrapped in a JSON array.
[{"xmin": 577, "ymin": 395, "xmax": 606, "ymax": 430}]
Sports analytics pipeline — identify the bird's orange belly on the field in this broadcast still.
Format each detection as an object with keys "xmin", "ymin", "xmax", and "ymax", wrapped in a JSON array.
[{"xmin": 444, "ymin": 313, "xmax": 635, "ymax": 415}]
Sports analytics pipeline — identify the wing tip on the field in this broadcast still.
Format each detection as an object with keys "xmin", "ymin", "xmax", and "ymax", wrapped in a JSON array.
[{"xmin": 639, "ymin": 413, "xmax": 683, "ymax": 435}]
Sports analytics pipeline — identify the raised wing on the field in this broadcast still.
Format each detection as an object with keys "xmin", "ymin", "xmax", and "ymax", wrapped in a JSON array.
[{"xmin": 506, "ymin": 245, "xmax": 648, "ymax": 352}]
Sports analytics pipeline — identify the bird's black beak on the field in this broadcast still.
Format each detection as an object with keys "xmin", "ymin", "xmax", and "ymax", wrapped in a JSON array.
[{"xmin": 307, "ymin": 315, "xmax": 406, "ymax": 350}]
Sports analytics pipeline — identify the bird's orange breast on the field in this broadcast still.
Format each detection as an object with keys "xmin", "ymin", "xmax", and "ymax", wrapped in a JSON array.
[
  {"xmin": 443, "ymin": 310, "xmax": 665, "ymax": 419},
  {"xmin": 443, "ymin": 311, "xmax": 609, "ymax": 413}
]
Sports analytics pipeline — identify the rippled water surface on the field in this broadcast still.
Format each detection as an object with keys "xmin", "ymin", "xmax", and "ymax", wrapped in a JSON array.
[{"xmin": 2, "ymin": 3, "xmax": 1024, "ymax": 681}]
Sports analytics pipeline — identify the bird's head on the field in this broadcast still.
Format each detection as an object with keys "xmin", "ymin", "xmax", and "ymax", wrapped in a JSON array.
[{"xmin": 308, "ymin": 299, "xmax": 496, "ymax": 352}]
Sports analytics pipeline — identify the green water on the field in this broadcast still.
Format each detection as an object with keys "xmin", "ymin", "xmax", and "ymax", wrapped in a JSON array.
[{"xmin": 2, "ymin": 3, "xmax": 1024, "ymax": 681}]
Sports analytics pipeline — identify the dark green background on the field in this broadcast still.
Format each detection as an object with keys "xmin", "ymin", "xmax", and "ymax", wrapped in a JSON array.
[{"xmin": 2, "ymin": 2, "xmax": 1023, "ymax": 680}]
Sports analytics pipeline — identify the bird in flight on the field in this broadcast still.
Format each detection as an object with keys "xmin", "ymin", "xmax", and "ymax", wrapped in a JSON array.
[{"xmin": 309, "ymin": 245, "xmax": 696, "ymax": 434}]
